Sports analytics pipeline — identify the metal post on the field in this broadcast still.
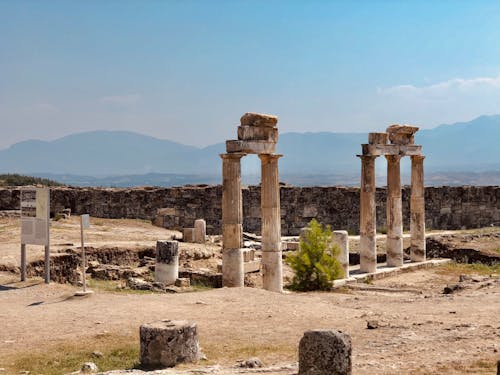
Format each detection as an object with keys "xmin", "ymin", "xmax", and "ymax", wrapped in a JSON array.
[{"xmin": 21, "ymin": 244, "xmax": 26, "ymax": 281}]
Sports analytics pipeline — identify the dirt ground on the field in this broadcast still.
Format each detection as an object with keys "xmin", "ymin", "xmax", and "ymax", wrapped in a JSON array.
[{"xmin": 1, "ymin": 217, "xmax": 499, "ymax": 374}]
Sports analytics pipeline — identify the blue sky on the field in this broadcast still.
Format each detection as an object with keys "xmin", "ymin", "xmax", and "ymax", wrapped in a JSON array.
[{"xmin": 1, "ymin": 0, "xmax": 500, "ymax": 149}]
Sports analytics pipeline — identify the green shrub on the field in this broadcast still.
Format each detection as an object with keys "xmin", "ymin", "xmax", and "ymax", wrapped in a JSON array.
[{"xmin": 286, "ymin": 219, "xmax": 344, "ymax": 291}]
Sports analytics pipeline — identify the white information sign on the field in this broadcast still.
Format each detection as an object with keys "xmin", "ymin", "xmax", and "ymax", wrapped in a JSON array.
[
  {"xmin": 21, "ymin": 187, "xmax": 50, "ymax": 246},
  {"xmin": 81, "ymin": 214, "xmax": 90, "ymax": 229}
]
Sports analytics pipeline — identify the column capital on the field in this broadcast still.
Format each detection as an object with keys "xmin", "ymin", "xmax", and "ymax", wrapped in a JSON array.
[
  {"xmin": 385, "ymin": 154, "xmax": 403, "ymax": 162},
  {"xmin": 258, "ymin": 153, "xmax": 283, "ymax": 162},
  {"xmin": 220, "ymin": 152, "xmax": 246, "ymax": 160},
  {"xmin": 357, "ymin": 154, "xmax": 379, "ymax": 160},
  {"xmin": 411, "ymin": 154, "xmax": 426, "ymax": 161}
]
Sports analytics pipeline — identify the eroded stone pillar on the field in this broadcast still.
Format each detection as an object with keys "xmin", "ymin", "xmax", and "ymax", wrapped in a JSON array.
[
  {"xmin": 359, "ymin": 155, "xmax": 377, "ymax": 273},
  {"xmin": 221, "ymin": 153, "xmax": 245, "ymax": 287},
  {"xmin": 411, "ymin": 155, "xmax": 426, "ymax": 261},
  {"xmin": 259, "ymin": 154, "xmax": 283, "ymax": 292},
  {"xmin": 386, "ymin": 155, "xmax": 403, "ymax": 267}
]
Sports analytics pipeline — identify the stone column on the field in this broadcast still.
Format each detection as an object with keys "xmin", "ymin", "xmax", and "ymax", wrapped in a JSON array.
[
  {"xmin": 359, "ymin": 155, "xmax": 377, "ymax": 273},
  {"xmin": 333, "ymin": 230, "xmax": 349, "ymax": 279},
  {"xmin": 386, "ymin": 155, "xmax": 403, "ymax": 267},
  {"xmin": 221, "ymin": 153, "xmax": 245, "ymax": 287},
  {"xmin": 410, "ymin": 155, "xmax": 426, "ymax": 262},
  {"xmin": 259, "ymin": 154, "xmax": 283, "ymax": 293}
]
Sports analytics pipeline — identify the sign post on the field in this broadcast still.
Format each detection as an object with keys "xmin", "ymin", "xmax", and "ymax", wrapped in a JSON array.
[
  {"xmin": 75, "ymin": 214, "xmax": 93, "ymax": 296},
  {"xmin": 20, "ymin": 187, "xmax": 50, "ymax": 283}
]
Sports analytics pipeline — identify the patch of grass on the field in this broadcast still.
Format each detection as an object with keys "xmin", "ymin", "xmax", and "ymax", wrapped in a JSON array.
[
  {"xmin": 436, "ymin": 261, "xmax": 500, "ymax": 276},
  {"xmin": 5, "ymin": 333, "xmax": 138, "ymax": 375}
]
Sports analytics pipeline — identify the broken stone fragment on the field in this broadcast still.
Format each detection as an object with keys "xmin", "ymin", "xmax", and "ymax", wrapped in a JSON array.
[
  {"xmin": 240, "ymin": 112, "xmax": 278, "ymax": 127},
  {"xmin": 386, "ymin": 124, "xmax": 419, "ymax": 145}
]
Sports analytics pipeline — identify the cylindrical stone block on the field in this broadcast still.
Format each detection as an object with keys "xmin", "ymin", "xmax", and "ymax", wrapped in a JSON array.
[
  {"xmin": 259, "ymin": 154, "xmax": 283, "ymax": 293},
  {"xmin": 333, "ymin": 230, "xmax": 349, "ymax": 279},
  {"xmin": 410, "ymin": 155, "xmax": 426, "ymax": 262},
  {"xmin": 155, "ymin": 240, "xmax": 179, "ymax": 285},
  {"xmin": 222, "ymin": 248, "xmax": 244, "ymax": 287},
  {"xmin": 140, "ymin": 319, "xmax": 201, "ymax": 369},
  {"xmin": 359, "ymin": 155, "xmax": 377, "ymax": 273},
  {"xmin": 261, "ymin": 251, "xmax": 283, "ymax": 292},
  {"xmin": 194, "ymin": 219, "xmax": 206, "ymax": 244},
  {"xmin": 299, "ymin": 329, "xmax": 352, "ymax": 375},
  {"xmin": 386, "ymin": 155, "xmax": 403, "ymax": 267}
]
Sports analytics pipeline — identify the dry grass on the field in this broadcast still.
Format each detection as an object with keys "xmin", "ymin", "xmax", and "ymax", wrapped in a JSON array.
[{"xmin": 436, "ymin": 262, "xmax": 500, "ymax": 276}]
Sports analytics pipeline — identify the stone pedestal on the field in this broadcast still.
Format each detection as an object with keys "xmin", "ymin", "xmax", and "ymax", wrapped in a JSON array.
[
  {"xmin": 333, "ymin": 230, "xmax": 349, "ymax": 278},
  {"xmin": 359, "ymin": 155, "xmax": 377, "ymax": 273},
  {"xmin": 299, "ymin": 329, "xmax": 352, "ymax": 375},
  {"xmin": 194, "ymin": 219, "xmax": 206, "ymax": 244},
  {"xmin": 411, "ymin": 155, "xmax": 426, "ymax": 261},
  {"xmin": 140, "ymin": 320, "xmax": 201, "ymax": 369},
  {"xmin": 221, "ymin": 153, "xmax": 245, "ymax": 287},
  {"xmin": 386, "ymin": 155, "xmax": 403, "ymax": 267},
  {"xmin": 155, "ymin": 240, "xmax": 179, "ymax": 285},
  {"xmin": 259, "ymin": 154, "xmax": 283, "ymax": 293},
  {"xmin": 183, "ymin": 228, "xmax": 195, "ymax": 243}
]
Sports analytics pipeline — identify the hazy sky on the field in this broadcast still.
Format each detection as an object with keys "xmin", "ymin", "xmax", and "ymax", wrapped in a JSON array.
[{"xmin": 1, "ymin": 0, "xmax": 500, "ymax": 149}]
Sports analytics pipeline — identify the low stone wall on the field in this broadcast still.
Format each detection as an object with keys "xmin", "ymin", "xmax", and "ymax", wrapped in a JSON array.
[{"xmin": 0, "ymin": 185, "xmax": 499, "ymax": 235}]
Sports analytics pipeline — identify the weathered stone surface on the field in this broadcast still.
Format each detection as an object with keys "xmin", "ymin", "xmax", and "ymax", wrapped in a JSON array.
[
  {"xmin": 238, "ymin": 126, "xmax": 278, "ymax": 142},
  {"xmin": 226, "ymin": 140, "xmax": 276, "ymax": 154},
  {"xmin": 174, "ymin": 277, "xmax": 190, "ymax": 287},
  {"xmin": 140, "ymin": 320, "xmax": 201, "ymax": 369},
  {"xmin": 1, "ymin": 185, "xmax": 498, "ymax": 236},
  {"xmin": 240, "ymin": 112, "xmax": 278, "ymax": 127},
  {"xmin": 183, "ymin": 228, "xmax": 195, "ymax": 243},
  {"xmin": 155, "ymin": 241, "xmax": 179, "ymax": 285},
  {"xmin": 332, "ymin": 230, "xmax": 349, "ymax": 278},
  {"xmin": 194, "ymin": 219, "xmax": 206, "ymax": 244},
  {"xmin": 368, "ymin": 132, "xmax": 388, "ymax": 145},
  {"xmin": 299, "ymin": 329, "xmax": 352, "ymax": 375},
  {"xmin": 81, "ymin": 362, "xmax": 99, "ymax": 373},
  {"xmin": 386, "ymin": 124, "xmax": 419, "ymax": 145}
]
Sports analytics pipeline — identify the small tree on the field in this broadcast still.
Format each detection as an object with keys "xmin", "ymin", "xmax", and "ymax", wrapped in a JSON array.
[{"xmin": 286, "ymin": 219, "xmax": 344, "ymax": 291}]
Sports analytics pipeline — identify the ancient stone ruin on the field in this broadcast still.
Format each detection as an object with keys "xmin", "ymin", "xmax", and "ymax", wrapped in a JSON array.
[
  {"xmin": 221, "ymin": 112, "xmax": 283, "ymax": 292},
  {"xmin": 358, "ymin": 125, "xmax": 426, "ymax": 273}
]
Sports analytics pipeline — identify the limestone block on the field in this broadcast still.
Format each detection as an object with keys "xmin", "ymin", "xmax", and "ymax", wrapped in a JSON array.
[
  {"xmin": 368, "ymin": 132, "xmax": 388, "ymax": 145},
  {"xmin": 242, "ymin": 248, "xmax": 255, "ymax": 262},
  {"xmin": 238, "ymin": 126, "xmax": 279, "ymax": 142},
  {"xmin": 183, "ymin": 228, "xmax": 195, "ymax": 243},
  {"xmin": 299, "ymin": 329, "xmax": 352, "ymax": 375},
  {"xmin": 140, "ymin": 320, "xmax": 201, "ymax": 369},
  {"xmin": 332, "ymin": 230, "xmax": 349, "ymax": 278},
  {"xmin": 282, "ymin": 241, "xmax": 299, "ymax": 251},
  {"xmin": 194, "ymin": 219, "xmax": 206, "ymax": 244},
  {"xmin": 240, "ymin": 112, "xmax": 278, "ymax": 127},
  {"xmin": 226, "ymin": 140, "xmax": 276, "ymax": 154},
  {"xmin": 244, "ymin": 259, "xmax": 261, "ymax": 273},
  {"xmin": 155, "ymin": 240, "xmax": 179, "ymax": 285},
  {"xmin": 386, "ymin": 124, "xmax": 419, "ymax": 145},
  {"xmin": 361, "ymin": 144, "xmax": 422, "ymax": 156}
]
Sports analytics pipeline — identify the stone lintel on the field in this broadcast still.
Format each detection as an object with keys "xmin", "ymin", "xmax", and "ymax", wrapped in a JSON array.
[
  {"xmin": 240, "ymin": 112, "xmax": 278, "ymax": 127},
  {"xmin": 226, "ymin": 140, "xmax": 276, "ymax": 154},
  {"xmin": 361, "ymin": 144, "xmax": 422, "ymax": 156},
  {"xmin": 237, "ymin": 125, "xmax": 278, "ymax": 142}
]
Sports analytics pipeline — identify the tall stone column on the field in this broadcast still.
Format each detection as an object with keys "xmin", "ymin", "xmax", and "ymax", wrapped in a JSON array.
[
  {"xmin": 359, "ymin": 155, "xmax": 377, "ymax": 273},
  {"xmin": 259, "ymin": 154, "xmax": 283, "ymax": 292},
  {"xmin": 410, "ymin": 155, "xmax": 426, "ymax": 262},
  {"xmin": 386, "ymin": 155, "xmax": 403, "ymax": 267},
  {"xmin": 221, "ymin": 153, "xmax": 245, "ymax": 287}
]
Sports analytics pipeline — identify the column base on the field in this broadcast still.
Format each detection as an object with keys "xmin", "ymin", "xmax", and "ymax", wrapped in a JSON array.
[
  {"xmin": 222, "ymin": 248, "xmax": 244, "ymax": 287},
  {"xmin": 262, "ymin": 251, "xmax": 283, "ymax": 293}
]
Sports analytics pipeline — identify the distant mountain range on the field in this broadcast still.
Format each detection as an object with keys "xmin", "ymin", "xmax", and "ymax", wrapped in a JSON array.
[{"xmin": 1, "ymin": 115, "xmax": 499, "ymax": 186}]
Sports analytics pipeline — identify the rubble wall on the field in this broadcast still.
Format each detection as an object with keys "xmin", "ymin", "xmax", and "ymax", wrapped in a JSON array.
[{"xmin": 0, "ymin": 185, "xmax": 499, "ymax": 235}]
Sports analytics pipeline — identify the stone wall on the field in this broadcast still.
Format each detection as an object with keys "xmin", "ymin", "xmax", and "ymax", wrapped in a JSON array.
[{"xmin": 0, "ymin": 185, "xmax": 499, "ymax": 235}]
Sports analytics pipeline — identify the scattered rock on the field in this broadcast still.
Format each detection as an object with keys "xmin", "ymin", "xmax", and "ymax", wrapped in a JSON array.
[
  {"xmin": 175, "ymin": 278, "xmax": 190, "ymax": 287},
  {"xmin": 91, "ymin": 350, "xmax": 103, "ymax": 358},
  {"xmin": 127, "ymin": 277, "xmax": 153, "ymax": 291},
  {"xmin": 443, "ymin": 284, "xmax": 463, "ymax": 294},
  {"xmin": 81, "ymin": 362, "xmax": 99, "ymax": 373},
  {"xmin": 367, "ymin": 320, "xmax": 379, "ymax": 330},
  {"xmin": 238, "ymin": 357, "xmax": 263, "ymax": 368}
]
